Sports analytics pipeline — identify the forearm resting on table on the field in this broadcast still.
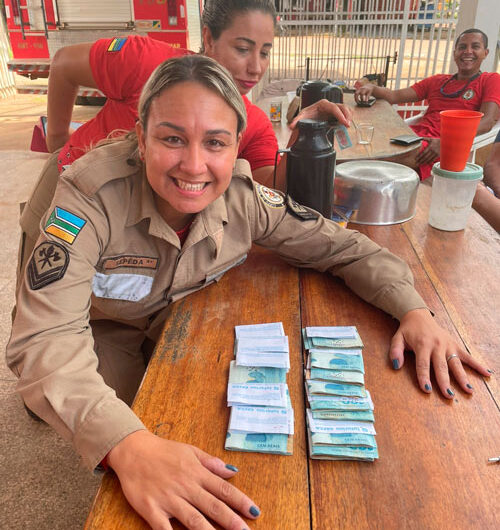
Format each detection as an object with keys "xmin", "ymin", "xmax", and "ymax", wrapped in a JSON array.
[{"xmin": 357, "ymin": 84, "xmax": 418, "ymax": 105}]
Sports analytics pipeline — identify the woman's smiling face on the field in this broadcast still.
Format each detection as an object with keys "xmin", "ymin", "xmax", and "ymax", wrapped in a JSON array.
[
  {"xmin": 136, "ymin": 81, "xmax": 241, "ymax": 229},
  {"xmin": 203, "ymin": 10, "xmax": 274, "ymax": 95}
]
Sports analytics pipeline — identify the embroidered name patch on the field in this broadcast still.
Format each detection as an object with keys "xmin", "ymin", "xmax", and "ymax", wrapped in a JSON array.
[
  {"xmin": 45, "ymin": 207, "xmax": 86, "ymax": 245},
  {"xmin": 107, "ymin": 37, "xmax": 127, "ymax": 52},
  {"xmin": 256, "ymin": 184, "xmax": 285, "ymax": 208},
  {"xmin": 103, "ymin": 255, "xmax": 159, "ymax": 270},
  {"xmin": 286, "ymin": 195, "xmax": 319, "ymax": 221},
  {"xmin": 28, "ymin": 241, "xmax": 69, "ymax": 290}
]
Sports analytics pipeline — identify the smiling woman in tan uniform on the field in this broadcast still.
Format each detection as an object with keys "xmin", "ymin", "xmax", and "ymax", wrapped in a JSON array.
[{"xmin": 7, "ymin": 55, "xmax": 491, "ymax": 530}]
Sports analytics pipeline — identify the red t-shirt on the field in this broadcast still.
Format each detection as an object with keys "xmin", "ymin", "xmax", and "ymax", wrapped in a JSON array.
[
  {"xmin": 408, "ymin": 72, "xmax": 500, "ymax": 179},
  {"xmin": 410, "ymin": 72, "xmax": 500, "ymax": 138},
  {"xmin": 57, "ymin": 36, "xmax": 278, "ymax": 173}
]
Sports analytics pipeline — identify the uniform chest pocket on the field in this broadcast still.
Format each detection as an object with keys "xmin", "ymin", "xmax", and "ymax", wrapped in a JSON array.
[
  {"xmin": 205, "ymin": 254, "xmax": 247, "ymax": 284},
  {"xmin": 92, "ymin": 272, "xmax": 153, "ymax": 302}
]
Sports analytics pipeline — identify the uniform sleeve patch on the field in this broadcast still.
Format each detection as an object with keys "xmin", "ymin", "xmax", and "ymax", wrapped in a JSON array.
[
  {"xmin": 107, "ymin": 37, "xmax": 127, "ymax": 52},
  {"xmin": 28, "ymin": 242, "xmax": 69, "ymax": 290},
  {"xmin": 286, "ymin": 195, "xmax": 319, "ymax": 221},
  {"xmin": 45, "ymin": 206, "xmax": 86, "ymax": 245},
  {"xmin": 256, "ymin": 184, "xmax": 285, "ymax": 208}
]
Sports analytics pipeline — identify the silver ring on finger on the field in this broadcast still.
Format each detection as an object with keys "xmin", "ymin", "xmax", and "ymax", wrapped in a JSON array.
[{"xmin": 446, "ymin": 353, "xmax": 459, "ymax": 363}]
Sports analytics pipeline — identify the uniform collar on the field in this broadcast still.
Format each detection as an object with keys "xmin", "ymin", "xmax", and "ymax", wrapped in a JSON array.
[
  {"xmin": 186, "ymin": 194, "xmax": 228, "ymax": 258},
  {"xmin": 126, "ymin": 167, "xmax": 229, "ymax": 255}
]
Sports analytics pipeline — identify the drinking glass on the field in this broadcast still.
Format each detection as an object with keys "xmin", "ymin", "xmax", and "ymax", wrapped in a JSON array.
[{"xmin": 357, "ymin": 122, "xmax": 374, "ymax": 144}]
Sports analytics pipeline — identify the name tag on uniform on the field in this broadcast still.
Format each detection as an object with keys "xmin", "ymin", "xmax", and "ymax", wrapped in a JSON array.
[{"xmin": 92, "ymin": 272, "xmax": 153, "ymax": 302}]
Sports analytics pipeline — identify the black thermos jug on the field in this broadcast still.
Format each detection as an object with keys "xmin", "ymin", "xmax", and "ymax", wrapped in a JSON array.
[{"xmin": 275, "ymin": 119, "xmax": 336, "ymax": 219}]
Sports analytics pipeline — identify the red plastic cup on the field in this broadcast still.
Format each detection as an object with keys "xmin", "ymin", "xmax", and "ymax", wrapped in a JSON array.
[{"xmin": 440, "ymin": 110, "xmax": 483, "ymax": 172}]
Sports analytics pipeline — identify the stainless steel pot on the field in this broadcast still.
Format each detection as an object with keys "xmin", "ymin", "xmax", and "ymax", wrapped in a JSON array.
[{"xmin": 333, "ymin": 160, "xmax": 420, "ymax": 225}]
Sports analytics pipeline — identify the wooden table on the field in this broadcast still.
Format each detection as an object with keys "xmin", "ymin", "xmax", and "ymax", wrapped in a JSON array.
[
  {"xmin": 85, "ymin": 185, "xmax": 500, "ymax": 529},
  {"xmin": 256, "ymin": 93, "xmax": 421, "ymax": 168}
]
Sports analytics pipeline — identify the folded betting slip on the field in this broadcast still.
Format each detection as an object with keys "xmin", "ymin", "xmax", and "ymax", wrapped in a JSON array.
[
  {"xmin": 311, "ymin": 409, "xmax": 375, "ymax": 422},
  {"xmin": 307, "ymin": 430, "xmax": 379, "ymax": 461},
  {"xmin": 235, "ymin": 322, "xmax": 285, "ymax": 338},
  {"xmin": 235, "ymin": 336, "xmax": 290, "ymax": 370},
  {"xmin": 225, "ymin": 432, "xmax": 293, "ymax": 455},
  {"xmin": 236, "ymin": 336, "xmax": 289, "ymax": 353},
  {"xmin": 228, "ymin": 405, "xmax": 294, "ymax": 435},
  {"xmin": 310, "ymin": 431, "xmax": 377, "ymax": 448},
  {"xmin": 236, "ymin": 353, "xmax": 290, "ymax": 370},
  {"xmin": 306, "ymin": 409, "xmax": 376, "ymax": 435},
  {"xmin": 302, "ymin": 329, "xmax": 363, "ymax": 350},
  {"xmin": 307, "ymin": 388, "xmax": 374, "ymax": 411},
  {"xmin": 305, "ymin": 326, "xmax": 358, "ymax": 339},
  {"xmin": 307, "ymin": 351, "xmax": 365, "ymax": 373},
  {"xmin": 228, "ymin": 361, "xmax": 287, "ymax": 384},
  {"xmin": 306, "ymin": 367, "xmax": 364, "ymax": 385},
  {"xmin": 306, "ymin": 379, "xmax": 367, "ymax": 398},
  {"xmin": 227, "ymin": 383, "xmax": 288, "ymax": 408},
  {"xmin": 309, "ymin": 348, "xmax": 363, "ymax": 356}
]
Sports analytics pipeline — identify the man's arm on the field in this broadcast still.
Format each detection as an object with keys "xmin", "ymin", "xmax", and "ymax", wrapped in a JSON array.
[
  {"xmin": 483, "ymin": 136, "xmax": 500, "ymax": 196},
  {"xmin": 472, "ymin": 182, "xmax": 500, "ymax": 232},
  {"xmin": 46, "ymin": 43, "xmax": 96, "ymax": 152},
  {"xmin": 355, "ymin": 84, "xmax": 420, "ymax": 105},
  {"xmin": 476, "ymin": 101, "xmax": 499, "ymax": 135}
]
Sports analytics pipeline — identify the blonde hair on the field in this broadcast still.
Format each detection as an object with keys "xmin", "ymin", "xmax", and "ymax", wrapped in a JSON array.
[
  {"xmin": 139, "ymin": 54, "xmax": 246, "ymax": 132},
  {"xmin": 113, "ymin": 55, "xmax": 247, "ymax": 165}
]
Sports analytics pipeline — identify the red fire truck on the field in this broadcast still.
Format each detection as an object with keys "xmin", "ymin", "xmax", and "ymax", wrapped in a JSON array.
[{"xmin": 4, "ymin": 0, "xmax": 202, "ymax": 97}]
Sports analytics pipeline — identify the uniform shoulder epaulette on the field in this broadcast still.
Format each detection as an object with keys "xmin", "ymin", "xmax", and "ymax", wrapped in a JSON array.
[{"xmin": 62, "ymin": 141, "xmax": 140, "ymax": 197}]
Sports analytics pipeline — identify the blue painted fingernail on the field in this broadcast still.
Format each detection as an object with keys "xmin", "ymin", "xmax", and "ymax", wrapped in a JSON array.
[
  {"xmin": 392, "ymin": 359, "xmax": 399, "ymax": 370},
  {"xmin": 487, "ymin": 369, "xmax": 494, "ymax": 374},
  {"xmin": 249, "ymin": 506, "xmax": 260, "ymax": 517},
  {"xmin": 225, "ymin": 464, "xmax": 238, "ymax": 472},
  {"xmin": 447, "ymin": 388, "xmax": 454, "ymax": 397},
  {"xmin": 425, "ymin": 383, "xmax": 431, "ymax": 391},
  {"xmin": 466, "ymin": 384, "xmax": 473, "ymax": 390}
]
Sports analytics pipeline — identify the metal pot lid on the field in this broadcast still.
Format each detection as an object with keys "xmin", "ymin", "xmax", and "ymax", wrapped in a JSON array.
[{"xmin": 335, "ymin": 160, "xmax": 419, "ymax": 183}]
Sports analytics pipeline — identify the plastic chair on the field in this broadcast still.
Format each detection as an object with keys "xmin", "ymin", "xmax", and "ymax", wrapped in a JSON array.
[{"xmin": 404, "ymin": 110, "xmax": 500, "ymax": 163}]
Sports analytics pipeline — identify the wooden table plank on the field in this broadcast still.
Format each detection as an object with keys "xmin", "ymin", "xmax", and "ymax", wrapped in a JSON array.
[
  {"xmin": 301, "ymin": 225, "xmax": 500, "ymax": 529},
  {"xmin": 401, "ymin": 183, "xmax": 500, "ymax": 403},
  {"xmin": 85, "ymin": 247, "xmax": 311, "ymax": 530},
  {"xmin": 351, "ymin": 184, "xmax": 500, "ymax": 404},
  {"xmin": 339, "ymin": 95, "xmax": 420, "ymax": 168}
]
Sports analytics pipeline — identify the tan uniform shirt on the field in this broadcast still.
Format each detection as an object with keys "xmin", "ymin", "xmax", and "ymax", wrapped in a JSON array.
[{"xmin": 7, "ymin": 140, "xmax": 426, "ymax": 469}]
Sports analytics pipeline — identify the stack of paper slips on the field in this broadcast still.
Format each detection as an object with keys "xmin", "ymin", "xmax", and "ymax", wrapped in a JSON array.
[
  {"xmin": 225, "ymin": 322, "xmax": 294, "ymax": 455},
  {"xmin": 303, "ymin": 326, "xmax": 378, "ymax": 461}
]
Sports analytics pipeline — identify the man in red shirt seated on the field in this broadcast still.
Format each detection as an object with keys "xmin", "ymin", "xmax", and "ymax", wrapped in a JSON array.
[{"xmin": 355, "ymin": 28, "xmax": 500, "ymax": 180}]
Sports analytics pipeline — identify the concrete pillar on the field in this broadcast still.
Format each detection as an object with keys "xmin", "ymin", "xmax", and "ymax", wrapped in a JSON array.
[{"xmin": 455, "ymin": 0, "xmax": 499, "ymax": 72}]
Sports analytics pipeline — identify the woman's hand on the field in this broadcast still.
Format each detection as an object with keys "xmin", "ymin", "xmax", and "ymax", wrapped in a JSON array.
[
  {"xmin": 108, "ymin": 430, "xmax": 260, "ymax": 530},
  {"xmin": 389, "ymin": 308, "xmax": 492, "ymax": 398},
  {"xmin": 289, "ymin": 99, "xmax": 353, "ymax": 129}
]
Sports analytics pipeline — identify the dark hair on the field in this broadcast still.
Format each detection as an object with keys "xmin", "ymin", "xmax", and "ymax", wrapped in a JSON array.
[
  {"xmin": 455, "ymin": 28, "xmax": 488, "ymax": 49},
  {"xmin": 201, "ymin": 0, "xmax": 276, "ymax": 51}
]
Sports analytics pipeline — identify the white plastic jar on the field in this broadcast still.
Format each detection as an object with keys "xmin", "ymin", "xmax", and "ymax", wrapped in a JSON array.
[{"xmin": 428, "ymin": 162, "xmax": 483, "ymax": 231}]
